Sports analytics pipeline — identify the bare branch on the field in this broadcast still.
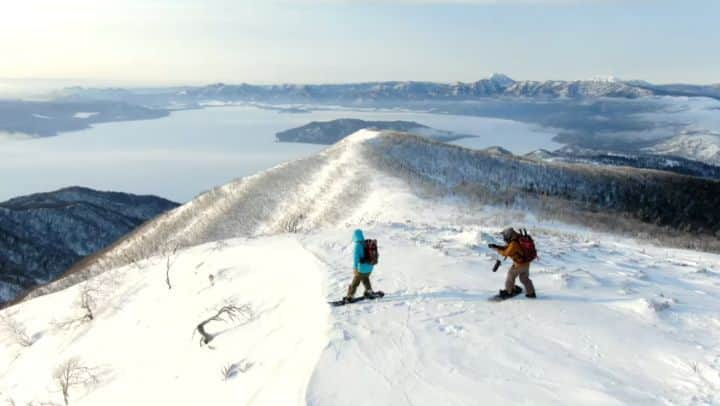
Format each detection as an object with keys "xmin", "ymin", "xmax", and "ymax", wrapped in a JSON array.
[
  {"xmin": 195, "ymin": 303, "xmax": 253, "ymax": 345},
  {"xmin": 79, "ymin": 283, "xmax": 97, "ymax": 322},
  {"xmin": 1, "ymin": 313, "xmax": 35, "ymax": 347},
  {"xmin": 52, "ymin": 281, "xmax": 102, "ymax": 329},
  {"xmin": 221, "ymin": 359, "xmax": 254, "ymax": 381},
  {"xmin": 165, "ymin": 244, "xmax": 180, "ymax": 290},
  {"xmin": 53, "ymin": 358, "xmax": 99, "ymax": 406}
]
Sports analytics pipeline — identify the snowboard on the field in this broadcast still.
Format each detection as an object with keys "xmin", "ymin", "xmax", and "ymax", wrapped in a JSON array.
[
  {"xmin": 488, "ymin": 285, "xmax": 523, "ymax": 302},
  {"xmin": 329, "ymin": 291, "xmax": 385, "ymax": 307}
]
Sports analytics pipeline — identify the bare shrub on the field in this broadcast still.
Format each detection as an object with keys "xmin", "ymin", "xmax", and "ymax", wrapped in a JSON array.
[
  {"xmin": 52, "ymin": 281, "xmax": 103, "ymax": 329},
  {"xmin": 78, "ymin": 283, "xmax": 97, "ymax": 322},
  {"xmin": 283, "ymin": 214, "xmax": 305, "ymax": 233},
  {"xmin": 53, "ymin": 358, "xmax": 99, "ymax": 405},
  {"xmin": 164, "ymin": 243, "xmax": 181, "ymax": 290},
  {"xmin": 221, "ymin": 359, "xmax": 254, "ymax": 380},
  {"xmin": 1, "ymin": 313, "xmax": 35, "ymax": 347},
  {"xmin": 195, "ymin": 303, "xmax": 253, "ymax": 346}
]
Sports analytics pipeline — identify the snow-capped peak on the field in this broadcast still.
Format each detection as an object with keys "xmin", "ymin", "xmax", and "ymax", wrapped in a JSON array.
[{"xmin": 487, "ymin": 73, "xmax": 515, "ymax": 87}]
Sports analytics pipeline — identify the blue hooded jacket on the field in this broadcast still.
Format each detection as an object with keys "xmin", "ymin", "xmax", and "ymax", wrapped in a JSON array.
[{"xmin": 353, "ymin": 229, "xmax": 374, "ymax": 274}]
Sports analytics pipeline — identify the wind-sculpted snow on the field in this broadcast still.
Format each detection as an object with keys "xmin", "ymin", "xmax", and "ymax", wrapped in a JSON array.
[{"xmin": 23, "ymin": 130, "xmax": 720, "ymax": 302}]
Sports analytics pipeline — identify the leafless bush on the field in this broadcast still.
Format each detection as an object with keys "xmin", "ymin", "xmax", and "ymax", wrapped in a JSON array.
[
  {"xmin": 213, "ymin": 240, "xmax": 229, "ymax": 252},
  {"xmin": 283, "ymin": 214, "xmax": 305, "ymax": 233},
  {"xmin": 221, "ymin": 359, "xmax": 254, "ymax": 380},
  {"xmin": 164, "ymin": 243, "xmax": 181, "ymax": 290},
  {"xmin": 195, "ymin": 303, "xmax": 253, "ymax": 346},
  {"xmin": 52, "ymin": 282, "xmax": 100, "ymax": 329},
  {"xmin": 79, "ymin": 283, "xmax": 97, "ymax": 322},
  {"xmin": 1, "ymin": 313, "xmax": 35, "ymax": 347},
  {"xmin": 53, "ymin": 358, "xmax": 99, "ymax": 406}
]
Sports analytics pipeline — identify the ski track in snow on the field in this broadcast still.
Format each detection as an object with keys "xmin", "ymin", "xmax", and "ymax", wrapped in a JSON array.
[{"xmin": 2, "ymin": 130, "xmax": 720, "ymax": 405}]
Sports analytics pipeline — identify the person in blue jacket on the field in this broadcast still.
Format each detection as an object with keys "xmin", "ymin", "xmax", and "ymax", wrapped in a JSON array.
[{"xmin": 343, "ymin": 229, "xmax": 375, "ymax": 303}]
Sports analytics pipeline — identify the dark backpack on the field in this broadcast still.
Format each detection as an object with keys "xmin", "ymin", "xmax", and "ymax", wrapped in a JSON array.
[
  {"xmin": 516, "ymin": 229, "xmax": 537, "ymax": 263},
  {"xmin": 360, "ymin": 239, "xmax": 379, "ymax": 265}
]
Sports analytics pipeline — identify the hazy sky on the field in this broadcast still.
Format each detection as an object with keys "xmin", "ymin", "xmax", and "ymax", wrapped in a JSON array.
[{"xmin": 1, "ymin": 0, "xmax": 718, "ymax": 85}]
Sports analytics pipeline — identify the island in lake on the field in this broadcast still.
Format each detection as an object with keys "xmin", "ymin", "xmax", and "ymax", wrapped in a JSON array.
[{"xmin": 275, "ymin": 118, "xmax": 475, "ymax": 145}]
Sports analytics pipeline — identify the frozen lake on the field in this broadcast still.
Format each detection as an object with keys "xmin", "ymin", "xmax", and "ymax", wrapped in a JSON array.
[{"xmin": 0, "ymin": 106, "xmax": 561, "ymax": 202}]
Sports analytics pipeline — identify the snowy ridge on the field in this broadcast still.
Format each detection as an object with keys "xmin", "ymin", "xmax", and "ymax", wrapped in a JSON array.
[
  {"xmin": 648, "ymin": 131, "xmax": 720, "ymax": 165},
  {"xmin": 21, "ymin": 131, "xmax": 379, "ymax": 300},
  {"xmin": 2, "ymin": 130, "xmax": 720, "ymax": 405},
  {"xmin": 3, "ymin": 164, "xmax": 720, "ymax": 405},
  {"xmin": 22, "ymin": 130, "xmax": 720, "ymax": 302}
]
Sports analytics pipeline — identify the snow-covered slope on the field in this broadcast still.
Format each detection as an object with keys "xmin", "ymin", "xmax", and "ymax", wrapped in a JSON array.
[
  {"xmin": 18, "ymin": 130, "xmax": 719, "ymax": 303},
  {"xmin": 3, "ymin": 130, "xmax": 720, "ymax": 405},
  {"xmin": 1, "ymin": 237, "xmax": 329, "ymax": 405},
  {"xmin": 2, "ymin": 155, "xmax": 720, "ymax": 405},
  {"xmin": 648, "ymin": 131, "xmax": 720, "ymax": 166}
]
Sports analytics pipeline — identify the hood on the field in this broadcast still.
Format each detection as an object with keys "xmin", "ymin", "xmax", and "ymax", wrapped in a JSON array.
[
  {"xmin": 353, "ymin": 229, "xmax": 365, "ymax": 242},
  {"xmin": 501, "ymin": 227, "xmax": 518, "ymax": 243}
]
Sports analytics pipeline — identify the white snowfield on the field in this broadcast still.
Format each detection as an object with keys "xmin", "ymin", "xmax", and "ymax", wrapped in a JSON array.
[{"xmin": 2, "ymin": 130, "xmax": 720, "ymax": 405}]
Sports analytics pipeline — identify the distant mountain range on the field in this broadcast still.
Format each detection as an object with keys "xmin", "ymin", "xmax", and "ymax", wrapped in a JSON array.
[
  {"xmin": 0, "ymin": 187, "xmax": 178, "ymax": 304},
  {"xmin": 9, "ymin": 75, "xmax": 719, "ymax": 170},
  {"xmin": 525, "ymin": 146, "xmax": 720, "ymax": 180},
  {"xmin": 54, "ymin": 74, "xmax": 720, "ymax": 106}
]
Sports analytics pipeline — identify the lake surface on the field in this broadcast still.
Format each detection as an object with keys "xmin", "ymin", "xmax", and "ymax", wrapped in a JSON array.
[{"xmin": 0, "ymin": 106, "xmax": 561, "ymax": 202}]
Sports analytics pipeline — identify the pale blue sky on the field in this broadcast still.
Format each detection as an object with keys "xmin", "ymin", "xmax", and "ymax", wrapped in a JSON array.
[{"xmin": 1, "ymin": 0, "xmax": 718, "ymax": 85}]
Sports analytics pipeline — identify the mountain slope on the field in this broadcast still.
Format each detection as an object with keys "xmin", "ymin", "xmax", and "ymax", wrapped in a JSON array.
[
  {"xmin": 647, "ymin": 131, "xmax": 720, "ymax": 166},
  {"xmin": 0, "ymin": 237, "xmax": 329, "ymax": 405},
  {"xmin": 2, "ymin": 157, "xmax": 719, "ymax": 405},
  {"xmin": 20, "ymin": 130, "xmax": 720, "ymax": 304},
  {"xmin": 0, "ymin": 187, "xmax": 178, "ymax": 303},
  {"xmin": 524, "ymin": 147, "xmax": 720, "ymax": 180}
]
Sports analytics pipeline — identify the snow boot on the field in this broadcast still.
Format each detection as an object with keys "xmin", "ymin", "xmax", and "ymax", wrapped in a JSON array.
[{"xmin": 526, "ymin": 293, "xmax": 537, "ymax": 299}]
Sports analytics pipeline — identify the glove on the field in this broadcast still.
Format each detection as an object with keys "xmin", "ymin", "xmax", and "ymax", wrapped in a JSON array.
[{"xmin": 488, "ymin": 243, "xmax": 500, "ymax": 249}]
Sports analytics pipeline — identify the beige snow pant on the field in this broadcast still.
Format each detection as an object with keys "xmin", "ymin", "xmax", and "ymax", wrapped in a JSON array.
[
  {"xmin": 346, "ymin": 270, "xmax": 373, "ymax": 298},
  {"xmin": 505, "ymin": 262, "xmax": 535, "ymax": 296}
]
